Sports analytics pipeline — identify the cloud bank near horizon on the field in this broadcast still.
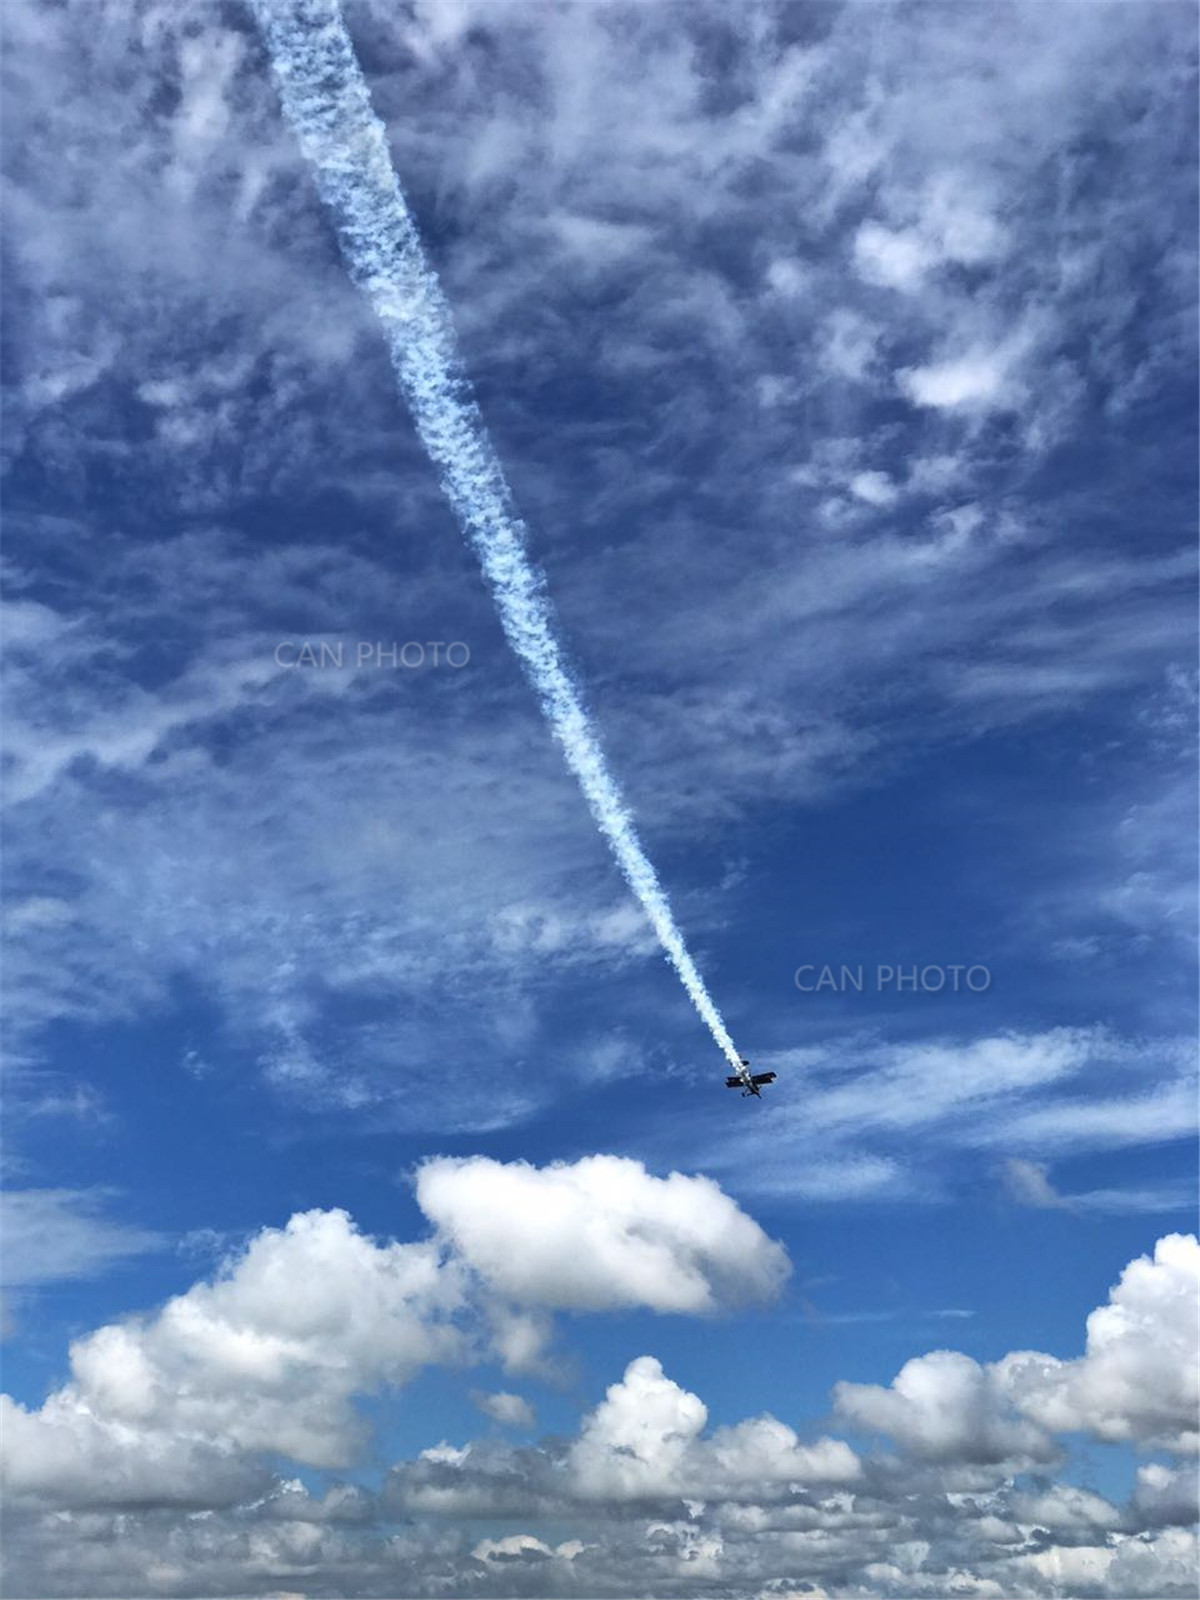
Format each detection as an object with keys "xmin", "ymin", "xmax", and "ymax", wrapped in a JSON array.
[{"xmin": 1, "ymin": 1160, "xmax": 1195, "ymax": 1597}]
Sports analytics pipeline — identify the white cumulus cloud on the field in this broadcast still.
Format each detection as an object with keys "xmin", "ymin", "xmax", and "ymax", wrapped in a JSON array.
[
  {"xmin": 835, "ymin": 1348, "xmax": 1058, "ymax": 1466},
  {"xmin": 998, "ymin": 1232, "xmax": 1200, "ymax": 1451},
  {"xmin": 471, "ymin": 1389, "xmax": 537, "ymax": 1429},
  {"xmin": 1, "ymin": 1158, "xmax": 792, "ymax": 1513},
  {"xmin": 2, "ymin": 1208, "xmax": 467, "ymax": 1506},
  {"xmin": 569, "ymin": 1355, "xmax": 861, "ymax": 1501},
  {"xmin": 415, "ymin": 1154, "xmax": 791, "ymax": 1313},
  {"xmin": 836, "ymin": 1233, "xmax": 1200, "ymax": 1466}
]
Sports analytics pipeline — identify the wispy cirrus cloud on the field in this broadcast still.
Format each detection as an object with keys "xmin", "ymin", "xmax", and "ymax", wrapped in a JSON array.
[
  {"xmin": 670, "ymin": 1028, "xmax": 1197, "ymax": 1203},
  {"xmin": 3, "ymin": 0, "xmax": 1194, "ymax": 1145}
]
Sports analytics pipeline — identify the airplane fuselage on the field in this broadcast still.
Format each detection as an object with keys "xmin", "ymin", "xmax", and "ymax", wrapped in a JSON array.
[{"xmin": 725, "ymin": 1059, "xmax": 777, "ymax": 1097}]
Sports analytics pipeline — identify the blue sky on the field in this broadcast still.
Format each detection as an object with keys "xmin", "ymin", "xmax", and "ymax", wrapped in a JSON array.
[{"xmin": 1, "ymin": 0, "xmax": 1197, "ymax": 1595}]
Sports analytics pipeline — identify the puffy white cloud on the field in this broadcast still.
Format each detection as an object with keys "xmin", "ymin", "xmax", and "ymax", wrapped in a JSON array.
[
  {"xmin": 415, "ymin": 1154, "xmax": 791, "ymax": 1313},
  {"xmin": 837, "ymin": 1234, "xmax": 1200, "ymax": 1468},
  {"xmin": 471, "ymin": 1389, "xmax": 537, "ymax": 1429},
  {"xmin": 1101, "ymin": 1528, "xmax": 1200, "ymax": 1598},
  {"xmin": 1009, "ymin": 1482, "xmax": 1124, "ymax": 1534},
  {"xmin": 835, "ymin": 1349, "xmax": 1058, "ymax": 1466},
  {"xmin": 376, "ymin": 1308, "xmax": 1198, "ymax": 1596},
  {"xmin": 2, "ymin": 1209, "xmax": 467, "ymax": 1506},
  {"xmin": 482, "ymin": 1302, "xmax": 556, "ymax": 1376},
  {"xmin": 1011, "ymin": 1527, "xmax": 1200, "ymax": 1598},
  {"xmin": 848, "ymin": 469, "xmax": 899, "ymax": 507},
  {"xmin": 569, "ymin": 1356, "xmax": 861, "ymax": 1501},
  {"xmin": 998, "ymin": 1233, "xmax": 1200, "ymax": 1452},
  {"xmin": 2, "ymin": 1159, "xmax": 792, "ymax": 1514},
  {"xmin": 899, "ymin": 344, "xmax": 1023, "ymax": 412},
  {"xmin": 0, "ymin": 1389, "xmax": 269, "ymax": 1510},
  {"xmin": 385, "ymin": 1354, "xmax": 860, "ymax": 1526},
  {"xmin": 5, "ymin": 1235, "xmax": 1199, "ymax": 1596},
  {"xmin": 1132, "ymin": 1461, "xmax": 1200, "ymax": 1529},
  {"xmin": 704, "ymin": 1414, "xmax": 862, "ymax": 1492},
  {"xmin": 471, "ymin": 1532, "xmax": 586, "ymax": 1566},
  {"xmin": 569, "ymin": 1355, "xmax": 709, "ymax": 1498},
  {"xmin": 380, "ymin": 1356, "xmax": 857, "ymax": 1529}
]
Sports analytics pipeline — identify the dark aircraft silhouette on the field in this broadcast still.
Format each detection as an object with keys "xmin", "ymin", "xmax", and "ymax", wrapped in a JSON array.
[{"xmin": 725, "ymin": 1057, "xmax": 776, "ymax": 1097}]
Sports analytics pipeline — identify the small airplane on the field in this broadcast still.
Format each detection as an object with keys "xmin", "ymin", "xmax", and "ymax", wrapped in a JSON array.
[{"xmin": 725, "ymin": 1057, "xmax": 776, "ymax": 1098}]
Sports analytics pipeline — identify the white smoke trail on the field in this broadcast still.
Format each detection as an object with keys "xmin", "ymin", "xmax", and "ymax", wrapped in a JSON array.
[{"xmin": 252, "ymin": 0, "xmax": 745, "ymax": 1076}]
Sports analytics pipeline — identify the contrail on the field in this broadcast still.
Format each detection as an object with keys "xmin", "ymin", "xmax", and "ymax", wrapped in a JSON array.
[{"xmin": 252, "ymin": 0, "xmax": 745, "ymax": 1076}]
